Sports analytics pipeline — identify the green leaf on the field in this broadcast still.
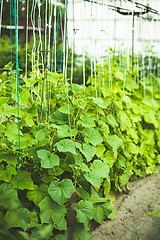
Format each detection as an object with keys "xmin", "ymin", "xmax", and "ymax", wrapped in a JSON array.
[
  {"xmin": 48, "ymin": 179, "xmax": 74, "ymax": 205},
  {"xmin": 105, "ymin": 135, "xmax": 124, "ymax": 158},
  {"xmin": 47, "ymin": 72, "xmax": 60, "ymax": 83},
  {"xmin": 77, "ymin": 113, "xmax": 95, "ymax": 128},
  {"xmin": 82, "ymin": 128, "xmax": 103, "ymax": 146},
  {"xmin": 65, "ymin": 223, "xmax": 90, "ymax": 240},
  {"xmin": 84, "ymin": 160, "xmax": 110, "ymax": 188},
  {"xmin": 58, "ymin": 105, "xmax": 72, "ymax": 114},
  {"xmin": 0, "ymin": 154, "xmax": 18, "ymax": 167},
  {"xmin": 93, "ymin": 204, "xmax": 105, "ymax": 224},
  {"xmin": 24, "ymin": 76, "xmax": 37, "ymax": 87},
  {"xmin": 74, "ymin": 153, "xmax": 83, "ymax": 165},
  {"xmin": 107, "ymin": 114, "xmax": 118, "ymax": 128},
  {"xmin": 92, "ymin": 97, "xmax": 107, "ymax": 108},
  {"xmin": 79, "ymin": 163, "xmax": 90, "ymax": 172},
  {"xmin": 115, "ymin": 71, "xmax": 124, "ymax": 80},
  {"xmin": 55, "ymin": 139, "xmax": 76, "ymax": 155},
  {"xmin": 72, "ymin": 84, "xmax": 83, "ymax": 94},
  {"xmin": 96, "ymin": 143, "xmax": 106, "ymax": 158},
  {"xmin": 0, "ymin": 123, "xmax": 6, "ymax": 134},
  {"xmin": 144, "ymin": 110, "xmax": 159, "ymax": 128},
  {"xmin": 89, "ymin": 187, "xmax": 107, "ymax": 204},
  {"xmin": 76, "ymin": 142, "xmax": 96, "ymax": 162},
  {"xmin": 119, "ymin": 167, "xmax": 133, "ymax": 186},
  {"xmin": 39, "ymin": 197, "xmax": 67, "ymax": 230},
  {"xmin": 84, "ymin": 171, "xmax": 101, "ymax": 188},
  {"xmin": 31, "ymin": 224, "xmax": 53, "ymax": 239},
  {"xmin": 76, "ymin": 187, "xmax": 90, "ymax": 200},
  {"xmin": 90, "ymin": 160, "xmax": 110, "ymax": 179},
  {"xmin": 11, "ymin": 170, "xmax": 34, "ymax": 190},
  {"xmin": 36, "ymin": 129, "xmax": 48, "ymax": 141},
  {"xmin": 55, "ymin": 234, "xmax": 67, "ymax": 240},
  {"xmin": 37, "ymin": 149, "xmax": 59, "ymax": 168},
  {"xmin": 26, "ymin": 184, "xmax": 48, "ymax": 206},
  {"xmin": 0, "ymin": 97, "xmax": 9, "ymax": 104},
  {"xmin": 118, "ymin": 111, "xmax": 131, "ymax": 131},
  {"xmin": 25, "ymin": 115, "xmax": 34, "ymax": 127},
  {"xmin": 57, "ymin": 124, "xmax": 77, "ymax": 138},
  {"xmin": 72, "ymin": 200, "xmax": 94, "ymax": 228},
  {"xmin": 103, "ymin": 179, "xmax": 111, "ymax": 196},
  {"xmin": 29, "ymin": 211, "xmax": 39, "ymax": 228},
  {"xmin": 108, "ymin": 209, "xmax": 116, "ymax": 220},
  {"xmin": 6, "ymin": 208, "xmax": 31, "ymax": 231},
  {"xmin": 50, "ymin": 111, "xmax": 68, "ymax": 124},
  {"xmin": 0, "ymin": 183, "xmax": 19, "ymax": 209},
  {"xmin": 0, "ymin": 164, "xmax": 16, "ymax": 182},
  {"xmin": 5, "ymin": 122, "xmax": 22, "ymax": 142},
  {"xmin": 101, "ymin": 151, "xmax": 116, "ymax": 168},
  {"xmin": 118, "ymin": 155, "xmax": 126, "ymax": 168}
]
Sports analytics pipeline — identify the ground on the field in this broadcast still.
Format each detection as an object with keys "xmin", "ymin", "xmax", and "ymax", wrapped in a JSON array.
[{"xmin": 90, "ymin": 166, "xmax": 160, "ymax": 240}]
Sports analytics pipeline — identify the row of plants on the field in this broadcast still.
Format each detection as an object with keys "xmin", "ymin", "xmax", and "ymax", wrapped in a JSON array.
[{"xmin": 0, "ymin": 55, "xmax": 160, "ymax": 239}]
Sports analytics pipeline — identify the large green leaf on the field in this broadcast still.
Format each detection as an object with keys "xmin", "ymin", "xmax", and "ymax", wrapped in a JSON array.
[
  {"xmin": 75, "ymin": 142, "xmax": 96, "ymax": 162},
  {"xmin": 31, "ymin": 224, "xmax": 53, "ymax": 239},
  {"xmin": 0, "ymin": 183, "xmax": 19, "ymax": 209},
  {"xmin": 65, "ymin": 223, "xmax": 90, "ymax": 240},
  {"xmin": 5, "ymin": 208, "xmax": 31, "ymax": 231},
  {"xmin": 92, "ymin": 97, "xmax": 107, "ymax": 108},
  {"xmin": 47, "ymin": 72, "xmax": 60, "ymax": 83},
  {"xmin": 72, "ymin": 84, "xmax": 83, "ymax": 95},
  {"xmin": 102, "ymin": 149, "xmax": 116, "ymax": 166},
  {"xmin": 72, "ymin": 200, "xmax": 94, "ymax": 229},
  {"xmin": 39, "ymin": 197, "xmax": 67, "ymax": 230},
  {"xmin": 55, "ymin": 234, "xmax": 67, "ymax": 240},
  {"xmin": 77, "ymin": 113, "xmax": 95, "ymax": 128},
  {"xmin": 96, "ymin": 143, "xmax": 106, "ymax": 158},
  {"xmin": 89, "ymin": 187, "xmax": 107, "ymax": 204},
  {"xmin": 58, "ymin": 105, "xmax": 72, "ymax": 114},
  {"xmin": 26, "ymin": 184, "xmax": 48, "ymax": 206},
  {"xmin": 76, "ymin": 187, "xmax": 90, "ymax": 200},
  {"xmin": 0, "ymin": 154, "xmax": 18, "ymax": 166},
  {"xmin": 48, "ymin": 179, "xmax": 74, "ymax": 205},
  {"xmin": 55, "ymin": 139, "xmax": 76, "ymax": 155},
  {"xmin": 107, "ymin": 114, "xmax": 118, "ymax": 128},
  {"xmin": 0, "ymin": 164, "xmax": 16, "ymax": 182},
  {"xmin": 84, "ymin": 160, "xmax": 110, "ymax": 188},
  {"xmin": 37, "ymin": 149, "xmax": 59, "ymax": 168},
  {"xmin": 29, "ymin": 210, "xmax": 39, "ymax": 228},
  {"xmin": 57, "ymin": 124, "xmax": 77, "ymax": 138},
  {"xmin": 93, "ymin": 204, "xmax": 105, "ymax": 224},
  {"xmin": 118, "ymin": 111, "xmax": 131, "ymax": 131},
  {"xmin": 5, "ymin": 122, "xmax": 22, "ymax": 142},
  {"xmin": 144, "ymin": 110, "xmax": 159, "ymax": 128},
  {"xmin": 11, "ymin": 170, "xmax": 34, "ymax": 190},
  {"xmin": 50, "ymin": 111, "xmax": 68, "ymax": 124},
  {"xmin": 84, "ymin": 171, "xmax": 101, "ymax": 188},
  {"xmin": 105, "ymin": 135, "xmax": 124, "ymax": 158},
  {"xmin": 90, "ymin": 160, "xmax": 110, "ymax": 179},
  {"xmin": 82, "ymin": 128, "xmax": 103, "ymax": 146},
  {"xmin": 119, "ymin": 167, "xmax": 133, "ymax": 186}
]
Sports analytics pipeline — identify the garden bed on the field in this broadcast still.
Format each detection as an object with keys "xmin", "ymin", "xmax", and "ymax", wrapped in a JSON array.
[{"xmin": 90, "ymin": 165, "xmax": 160, "ymax": 240}]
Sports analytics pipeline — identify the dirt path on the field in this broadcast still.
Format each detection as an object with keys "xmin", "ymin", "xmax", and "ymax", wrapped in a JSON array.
[{"xmin": 90, "ymin": 167, "xmax": 160, "ymax": 240}]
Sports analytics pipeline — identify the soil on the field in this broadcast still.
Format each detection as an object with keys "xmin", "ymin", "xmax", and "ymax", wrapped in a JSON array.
[{"xmin": 90, "ymin": 166, "xmax": 160, "ymax": 240}]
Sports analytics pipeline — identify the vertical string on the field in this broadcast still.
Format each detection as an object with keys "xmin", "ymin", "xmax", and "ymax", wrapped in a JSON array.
[
  {"xmin": 70, "ymin": 0, "xmax": 75, "ymax": 84},
  {"xmin": 0, "ymin": 0, "xmax": 3, "ymax": 36},
  {"xmin": 14, "ymin": 0, "xmax": 21, "ymax": 192},
  {"xmin": 25, "ymin": 0, "xmax": 29, "ymax": 78},
  {"xmin": 82, "ymin": 0, "xmax": 85, "ymax": 90},
  {"xmin": 47, "ymin": 0, "xmax": 53, "ymax": 70},
  {"xmin": 62, "ymin": 0, "xmax": 68, "ymax": 77},
  {"xmin": 10, "ymin": 0, "xmax": 13, "ymax": 105}
]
